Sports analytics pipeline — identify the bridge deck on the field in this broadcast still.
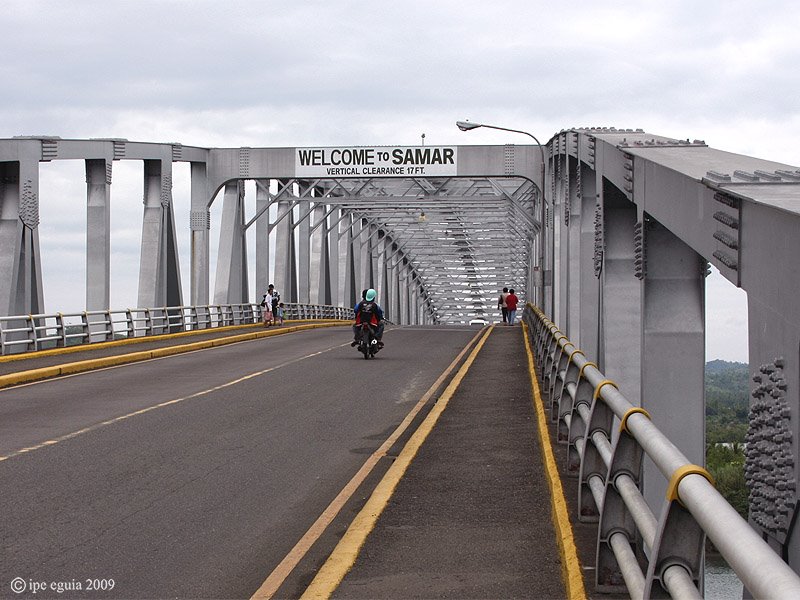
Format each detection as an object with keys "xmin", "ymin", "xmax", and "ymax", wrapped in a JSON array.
[{"xmin": 0, "ymin": 323, "xmax": 613, "ymax": 599}]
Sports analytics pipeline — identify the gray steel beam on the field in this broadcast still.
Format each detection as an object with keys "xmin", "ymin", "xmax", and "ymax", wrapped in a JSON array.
[
  {"xmin": 85, "ymin": 159, "xmax": 112, "ymax": 310},
  {"xmin": 190, "ymin": 162, "xmax": 210, "ymax": 305},
  {"xmin": 138, "ymin": 159, "xmax": 182, "ymax": 309},
  {"xmin": 255, "ymin": 179, "xmax": 271, "ymax": 297},
  {"xmin": 213, "ymin": 181, "xmax": 248, "ymax": 304},
  {"xmin": 0, "ymin": 154, "xmax": 44, "ymax": 316}
]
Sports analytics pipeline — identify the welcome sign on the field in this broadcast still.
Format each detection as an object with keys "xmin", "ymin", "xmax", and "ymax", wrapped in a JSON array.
[{"xmin": 296, "ymin": 146, "xmax": 458, "ymax": 177}]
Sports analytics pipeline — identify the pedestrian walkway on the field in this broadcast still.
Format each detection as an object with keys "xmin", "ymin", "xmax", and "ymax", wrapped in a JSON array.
[{"xmin": 307, "ymin": 325, "xmax": 581, "ymax": 599}]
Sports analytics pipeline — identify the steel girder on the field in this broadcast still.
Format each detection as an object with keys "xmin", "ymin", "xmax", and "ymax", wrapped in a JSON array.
[{"xmin": 208, "ymin": 175, "xmax": 536, "ymax": 324}]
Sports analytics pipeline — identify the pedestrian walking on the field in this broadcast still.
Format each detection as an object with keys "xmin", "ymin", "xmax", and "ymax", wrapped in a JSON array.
[
  {"xmin": 276, "ymin": 302, "xmax": 285, "ymax": 325},
  {"xmin": 506, "ymin": 288, "xmax": 519, "ymax": 325},
  {"xmin": 497, "ymin": 287, "xmax": 510, "ymax": 324},
  {"xmin": 270, "ymin": 285, "xmax": 281, "ymax": 323},
  {"xmin": 261, "ymin": 286, "xmax": 274, "ymax": 327}
]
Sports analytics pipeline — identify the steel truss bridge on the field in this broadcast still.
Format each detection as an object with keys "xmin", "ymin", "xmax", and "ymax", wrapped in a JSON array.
[{"xmin": 2, "ymin": 128, "xmax": 800, "ymax": 596}]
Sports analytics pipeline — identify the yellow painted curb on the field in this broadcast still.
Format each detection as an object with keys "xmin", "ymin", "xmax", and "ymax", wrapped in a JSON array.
[
  {"xmin": 522, "ymin": 322, "xmax": 587, "ymax": 600},
  {"xmin": 0, "ymin": 321, "xmax": 349, "ymax": 390},
  {"xmin": 0, "ymin": 319, "xmax": 344, "ymax": 364},
  {"xmin": 300, "ymin": 325, "xmax": 494, "ymax": 600}
]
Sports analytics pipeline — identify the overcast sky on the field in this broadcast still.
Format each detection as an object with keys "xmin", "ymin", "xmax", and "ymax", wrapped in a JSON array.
[{"xmin": 3, "ymin": 0, "xmax": 797, "ymax": 362}]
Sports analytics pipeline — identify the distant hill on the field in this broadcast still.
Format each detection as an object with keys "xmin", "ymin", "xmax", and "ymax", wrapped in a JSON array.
[
  {"xmin": 706, "ymin": 359, "xmax": 747, "ymax": 374},
  {"xmin": 705, "ymin": 360, "xmax": 749, "ymax": 444}
]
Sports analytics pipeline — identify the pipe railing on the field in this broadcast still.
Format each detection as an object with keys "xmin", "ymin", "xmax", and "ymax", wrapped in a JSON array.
[
  {"xmin": 524, "ymin": 304, "xmax": 800, "ymax": 599},
  {"xmin": 0, "ymin": 303, "xmax": 354, "ymax": 356}
]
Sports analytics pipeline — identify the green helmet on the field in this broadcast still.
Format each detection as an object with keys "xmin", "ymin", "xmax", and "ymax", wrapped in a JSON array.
[{"xmin": 365, "ymin": 288, "xmax": 377, "ymax": 301}]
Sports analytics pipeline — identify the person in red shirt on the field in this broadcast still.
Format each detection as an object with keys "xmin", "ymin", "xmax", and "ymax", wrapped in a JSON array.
[{"xmin": 505, "ymin": 288, "xmax": 519, "ymax": 325}]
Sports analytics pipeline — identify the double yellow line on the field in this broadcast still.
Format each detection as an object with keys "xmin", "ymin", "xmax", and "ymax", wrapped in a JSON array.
[
  {"xmin": 0, "ymin": 321, "xmax": 347, "ymax": 390},
  {"xmin": 298, "ymin": 325, "xmax": 494, "ymax": 599},
  {"xmin": 290, "ymin": 322, "xmax": 586, "ymax": 600}
]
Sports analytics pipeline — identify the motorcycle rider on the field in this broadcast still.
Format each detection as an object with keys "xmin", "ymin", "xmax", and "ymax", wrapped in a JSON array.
[{"xmin": 351, "ymin": 288, "xmax": 385, "ymax": 349}]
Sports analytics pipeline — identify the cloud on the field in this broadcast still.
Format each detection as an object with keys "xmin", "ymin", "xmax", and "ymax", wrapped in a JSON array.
[{"xmin": 2, "ymin": 0, "xmax": 797, "ymax": 360}]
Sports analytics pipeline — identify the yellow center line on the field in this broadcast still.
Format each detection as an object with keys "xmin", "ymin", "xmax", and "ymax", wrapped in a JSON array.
[
  {"xmin": 522, "ymin": 322, "xmax": 587, "ymax": 600},
  {"xmin": 299, "ymin": 325, "xmax": 494, "ymax": 600},
  {"xmin": 0, "ymin": 343, "xmax": 347, "ymax": 464}
]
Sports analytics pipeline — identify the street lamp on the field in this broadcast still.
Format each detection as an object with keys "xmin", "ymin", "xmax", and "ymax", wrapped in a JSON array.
[{"xmin": 456, "ymin": 120, "xmax": 549, "ymax": 314}]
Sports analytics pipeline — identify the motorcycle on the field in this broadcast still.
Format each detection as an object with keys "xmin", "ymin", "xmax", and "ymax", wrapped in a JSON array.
[{"xmin": 357, "ymin": 322, "xmax": 379, "ymax": 359}]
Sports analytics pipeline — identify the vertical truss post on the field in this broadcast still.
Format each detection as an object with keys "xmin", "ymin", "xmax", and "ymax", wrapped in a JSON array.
[
  {"xmin": 310, "ymin": 203, "xmax": 330, "ymax": 304},
  {"xmin": 599, "ymin": 182, "xmax": 641, "ymax": 405},
  {"xmin": 0, "ymin": 151, "xmax": 44, "ymax": 316},
  {"xmin": 554, "ymin": 150, "xmax": 569, "ymax": 330},
  {"xmin": 388, "ymin": 244, "xmax": 401, "ymax": 323},
  {"xmin": 566, "ymin": 156, "xmax": 582, "ymax": 340},
  {"xmin": 579, "ymin": 161, "xmax": 600, "ymax": 360},
  {"xmin": 274, "ymin": 188, "xmax": 296, "ymax": 302},
  {"xmin": 328, "ymin": 207, "xmax": 341, "ymax": 307},
  {"xmin": 255, "ymin": 179, "xmax": 271, "ymax": 297},
  {"xmin": 85, "ymin": 158, "xmax": 112, "ymax": 310},
  {"xmin": 378, "ymin": 233, "xmax": 389, "ymax": 312},
  {"xmin": 357, "ymin": 218, "xmax": 370, "ymax": 292},
  {"xmin": 640, "ymin": 216, "xmax": 705, "ymax": 512},
  {"xmin": 138, "ymin": 159, "xmax": 183, "ymax": 309},
  {"xmin": 297, "ymin": 183, "xmax": 311, "ymax": 303},
  {"xmin": 337, "ymin": 213, "xmax": 356, "ymax": 307},
  {"xmin": 213, "ymin": 181, "xmax": 248, "ymax": 304},
  {"xmin": 190, "ymin": 161, "xmax": 210, "ymax": 305}
]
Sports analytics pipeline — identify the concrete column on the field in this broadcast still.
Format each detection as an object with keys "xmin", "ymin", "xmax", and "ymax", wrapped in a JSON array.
[
  {"xmin": 213, "ymin": 181, "xmax": 248, "ymax": 304},
  {"xmin": 138, "ymin": 159, "xmax": 183, "ymax": 309},
  {"xmin": 640, "ymin": 216, "xmax": 706, "ymax": 515},
  {"xmin": 0, "ymin": 154, "xmax": 44, "ymax": 316},
  {"xmin": 190, "ymin": 162, "xmax": 210, "ymax": 305},
  {"xmin": 85, "ymin": 159, "xmax": 111, "ymax": 310},
  {"xmin": 255, "ymin": 180, "xmax": 271, "ymax": 298}
]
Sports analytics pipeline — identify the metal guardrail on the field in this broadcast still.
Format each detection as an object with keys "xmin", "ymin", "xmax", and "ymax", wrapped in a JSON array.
[
  {"xmin": 524, "ymin": 304, "xmax": 800, "ymax": 600},
  {"xmin": 0, "ymin": 303, "xmax": 354, "ymax": 356}
]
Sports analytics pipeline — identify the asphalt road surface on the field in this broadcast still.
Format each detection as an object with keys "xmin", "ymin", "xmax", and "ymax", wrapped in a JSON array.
[{"xmin": 0, "ymin": 326, "xmax": 477, "ymax": 599}]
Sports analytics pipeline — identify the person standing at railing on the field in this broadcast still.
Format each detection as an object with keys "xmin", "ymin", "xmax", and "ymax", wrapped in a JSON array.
[{"xmin": 506, "ymin": 289, "xmax": 519, "ymax": 326}]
